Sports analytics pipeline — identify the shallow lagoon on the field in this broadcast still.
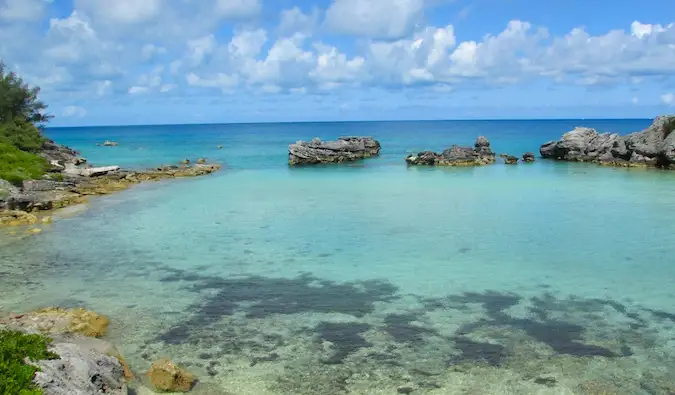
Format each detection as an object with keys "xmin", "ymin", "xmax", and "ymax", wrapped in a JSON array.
[{"xmin": 2, "ymin": 120, "xmax": 675, "ymax": 394}]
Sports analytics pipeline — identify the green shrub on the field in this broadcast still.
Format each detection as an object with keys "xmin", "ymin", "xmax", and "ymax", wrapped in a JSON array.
[
  {"xmin": 0, "ymin": 142, "xmax": 48, "ymax": 186},
  {"xmin": 0, "ymin": 119, "xmax": 45, "ymax": 152},
  {"xmin": 0, "ymin": 330, "xmax": 58, "ymax": 395}
]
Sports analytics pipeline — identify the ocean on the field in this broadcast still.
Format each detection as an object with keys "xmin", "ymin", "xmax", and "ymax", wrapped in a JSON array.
[{"xmin": 2, "ymin": 119, "xmax": 675, "ymax": 394}]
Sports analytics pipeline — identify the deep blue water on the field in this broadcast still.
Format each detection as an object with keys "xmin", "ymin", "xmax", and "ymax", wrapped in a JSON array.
[{"xmin": 3, "ymin": 119, "xmax": 675, "ymax": 394}]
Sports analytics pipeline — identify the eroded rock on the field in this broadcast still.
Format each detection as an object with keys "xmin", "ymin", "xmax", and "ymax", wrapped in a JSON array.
[
  {"xmin": 147, "ymin": 359, "xmax": 196, "ymax": 392},
  {"xmin": 540, "ymin": 115, "xmax": 675, "ymax": 169},
  {"xmin": 406, "ymin": 136, "xmax": 496, "ymax": 166},
  {"xmin": 289, "ymin": 136, "xmax": 381, "ymax": 165}
]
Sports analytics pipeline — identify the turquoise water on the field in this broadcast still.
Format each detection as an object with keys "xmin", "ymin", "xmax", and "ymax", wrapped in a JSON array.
[{"xmin": 3, "ymin": 119, "xmax": 675, "ymax": 394}]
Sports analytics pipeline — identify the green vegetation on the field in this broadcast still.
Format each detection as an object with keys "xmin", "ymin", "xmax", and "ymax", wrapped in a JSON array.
[
  {"xmin": 0, "ymin": 330, "xmax": 58, "ymax": 395},
  {"xmin": 0, "ymin": 62, "xmax": 51, "ymax": 186}
]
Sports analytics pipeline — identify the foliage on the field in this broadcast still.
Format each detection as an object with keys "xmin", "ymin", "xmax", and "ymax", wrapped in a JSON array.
[
  {"xmin": 0, "ymin": 118, "xmax": 45, "ymax": 152},
  {"xmin": 0, "ymin": 142, "xmax": 48, "ymax": 186},
  {"xmin": 0, "ymin": 62, "xmax": 51, "ymax": 184},
  {"xmin": 0, "ymin": 330, "xmax": 58, "ymax": 395}
]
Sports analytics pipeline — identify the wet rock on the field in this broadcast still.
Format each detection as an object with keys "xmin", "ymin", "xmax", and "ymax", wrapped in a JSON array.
[
  {"xmin": 406, "ymin": 136, "xmax": 496, "ymax": 166},
  {"xmin": 0, "ymin": 210, "xmax": 38, "ymax": 226},
  {"xmin": 289, "ymin": 136, "xmax": 381, "ymax": 165},
  {"xmin": 1, "ymin": 307, "xmax": 110, "ymax": 338},
  {"xmin": 541, "ymin": 115, "xmax": 675, "ymax": 169},
  {"xmin": 103, "ymin": 140, "xmax": 119, "ymax": 147},
  {"xmin": 502, "ymin": 155, "xmax": 519, "ymax": 165},
  {"xmin": 522, "ymin": 152, "xmax": 536, "ymax": 162},
  {"xmin": 147, "ymin": 358, "xmax": 196, "ymax": 392}
]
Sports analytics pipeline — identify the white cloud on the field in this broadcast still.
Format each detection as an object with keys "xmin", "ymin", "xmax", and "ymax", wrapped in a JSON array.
[
  {"xmin": 96, "ymin": 80, "xmax": 113, "ymax": 96},
  {"xmin": 0, "ymin": 0, "xmax": 48, "ymax": 21},
  {"xmin": 141, "ymin": 44, "xmax": 167, "ymax": 61},
  {"xmin": 128, "ymin": 86, "xmax": 150, "ymax": 94},
  {"xmin": 632, "ymin": 96, "xmax": 639, "ymax": 105},
  {"xmin": 214, "ymin": 0, "xmax": 261, "ymax": 19},
  {"xmin": 74, "ymin": 0, "xmax": 162, "ymax": 25},
  {"xmin": 186, "ymin": 72, "xmax": 239, "ymax": 92},
  {"xmin": 324, "ymin": 0, "xmax": 425, "ymax": 39},
  {"xmin": 662, "ymin": 93, "xmax": 675, "ymax": 106},
  {"xmin": 277, "ymin": 7, "xmax": 319, "ymax": 37},
  {"xmin": 62, "ymin": 105, "xmax": 87, "ymax": 117}
]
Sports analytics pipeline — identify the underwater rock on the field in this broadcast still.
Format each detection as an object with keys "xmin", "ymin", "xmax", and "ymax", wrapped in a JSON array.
[
  {"xmin": 147, "ymin": 358, "xmax": 196, "ymax": 392},
  {"xmin": 103, "ymin": 140, "xmax": 119, "ymax": 147},
  {"xmin": 197, "ymin": 158, "xmax": 207, "ymax": 164},
  {"xmin": 0, "ymin": 209, "xmax": 38, "ymax": 226},
  {"xmin": 540, "ymin": 115, "xmax": 675, "ymax": 168},
  {"xmin": 405, "ymin": 136, "xmax": 496, "ymax": 166},
  {"xmin": 180, "ymin": 159, "xmax": 191, "ymax": 165},
  {"xmin": 522, "ymin": 152, "xmax": 536, "ymax": 162},
  {"xmin": 288, "ymin": 136, "xmax": 381, "ymax": 165}
]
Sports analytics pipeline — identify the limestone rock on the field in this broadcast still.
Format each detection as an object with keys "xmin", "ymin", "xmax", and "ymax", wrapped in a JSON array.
[
  {"xmin": 1, "ymin": 307, "xmax": 110, "ymax": 338},
  {"xmin": 0, "ymin": 210, "xmax": 38, "ymax": 226},
  {"xmin": 0, "ymin": 179, "xmax": 19, "ymax": 210},
  {"xmin": 64, "ymin": 164, "xmax": 121, "ymax": 177},
  {"xmin": 503, "ymin": 155, "xmax": 519, "ymax": 165},
  {"xmin": 540, "ymin": 115, "xmax": 675, "ymax": 169},
  {"xmin": 147, "ymin": 359, "xmax": 196, "ymax": 392},
  {"xmin": 522, "ymin": 152, "xmax": 536, "ymax": 162},
  {"xmin": 197, "ymin": 158, "xmax": 207, "ymax": 164},
  {"xmin": 32, "ymin": 334, "xmax": 128, "ymax": 395},
  {"xmin": 103, "ymin": 140, "xmax": 119, "ymax": 147},
  {"xmin": 406, "ymin": 136, "xmax": 496, "ymax": 166},
  {"xmin": 289, "ymin": 136, "xmax": 381, "ymax": 165},
  {"xmin": 39, "ymin": 140, "xmax": 82, "ymax": 166}
]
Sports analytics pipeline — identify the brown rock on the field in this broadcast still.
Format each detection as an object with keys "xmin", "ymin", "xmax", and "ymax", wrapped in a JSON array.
[
  {"xmin": 0, "ymin": 210, "xmax": 38, "ymax": 226},
  {"xmin": 180, "ymin": 159, "xmax": 190, "ymax": 165},
  {"xmin": 197, "ymin": 158, "xmax": 207, "ymax": 164},
  {"xmin": 1, "ymin": 307, "xmax": 110, "ymax": 338},
  {"xmin": 147, "ymin": 359, "xmax": 196, "ymax": 392}
]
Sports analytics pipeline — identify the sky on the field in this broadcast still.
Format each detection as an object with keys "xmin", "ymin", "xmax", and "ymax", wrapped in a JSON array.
[{"xmin": 1, "ymin": 0, "xmax": 675, "ymax": 126}]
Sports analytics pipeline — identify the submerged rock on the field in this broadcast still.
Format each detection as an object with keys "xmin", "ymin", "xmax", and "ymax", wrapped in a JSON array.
[
  {"xmin": 288, "ymin": 136, "xmax": 381, "ymax": 165},
  {"xmin": 405, "ymin": 136, "xmax": 496, "ymax": 166},
  {"xmin": 1, "ymin": 307, "xmax": 110, "ymax": 338},
  {"xmin": 103, "ymin": 140, "xmax": 119, "ymax": 147},
  {"xmin": 540, "ymin": 115, "xmax": 675, "ymax": 168},
  {"xmin": 0, "ymin": 209, "xmax": 38, "ymax": 226},
  {"xmin": 147, "ymin": 359, "xmax": 196, "ymax": 392}
]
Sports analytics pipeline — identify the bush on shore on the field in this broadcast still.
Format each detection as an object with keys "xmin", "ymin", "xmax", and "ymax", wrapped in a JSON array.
[{"xmin": 0, "ymin": 329, "xmax": 58, "ymax": 395}]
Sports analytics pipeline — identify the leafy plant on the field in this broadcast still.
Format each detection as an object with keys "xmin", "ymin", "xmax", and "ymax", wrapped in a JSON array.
[
  {"xmin": 0, "ymin": 330, "xmax": 58, "ymax": 395},
  {"xmin": 0, "ymin": 142, "xmax": 48, "ymax": 186}
]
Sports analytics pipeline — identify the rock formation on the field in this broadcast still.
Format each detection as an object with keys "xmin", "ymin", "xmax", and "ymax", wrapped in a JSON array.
[
  {"xmin": 500, "ymin": 154, "xmax": 519, "ymax": 165},
  {"xmin": 522, "ymin": 152, "xmax": 536, "ymax": 163},
  {"xmin": 405, "ymin": 136, "xmax": 496, "ymax": 166},
  {"xmin": 1, "ymin": 308, "xmax": 128, "ymax": 395},
  {"xmin": 147, "ymin": 359, "xmax": 196, "ymax": 392},
  {"xmin": 288, "ymin": 136, "xmax": 381, "ymax": 165},
  {"xmin": 540, "ymin": 115, "xmax": 675, "ymax": 168}
]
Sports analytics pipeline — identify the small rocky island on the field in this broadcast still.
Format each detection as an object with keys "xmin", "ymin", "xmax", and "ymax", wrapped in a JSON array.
[
  {"xmin": 288, "ymin": 136, "xmax": 381, "ymax": 165},
  {"xmin": 405, "ymin": 136, "xmax": 496, "ymax": 166},
  {"xmin": 540, "ymin": 115, "xmax": 675, "ymax": 168}
]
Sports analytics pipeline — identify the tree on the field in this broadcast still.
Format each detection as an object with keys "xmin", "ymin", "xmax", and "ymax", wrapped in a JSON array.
[{"xmin": 0, "ymin": 62, "xmax": 51, "ymax": 152}]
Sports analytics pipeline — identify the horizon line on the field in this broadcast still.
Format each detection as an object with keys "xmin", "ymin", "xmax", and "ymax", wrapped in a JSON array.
[{"xmin": 46, "ymin": 116, "xmax": 656, "ymax": 129}]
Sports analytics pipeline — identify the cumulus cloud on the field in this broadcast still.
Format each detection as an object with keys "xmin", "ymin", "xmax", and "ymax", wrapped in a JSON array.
[
  {"xmin": 324, "ymin": 0, "xmax": 425, "ymax": 39},
  {"xmin": 1, "ymin": 0, "xmax": 675, "ymax": 104},
  {"xmin": 62, "ymin": 106, "xmax": 87, "ymax": 117},
  {"xmin": 0, "ymin": 0, "xmax": 49, "ymax": 22}
]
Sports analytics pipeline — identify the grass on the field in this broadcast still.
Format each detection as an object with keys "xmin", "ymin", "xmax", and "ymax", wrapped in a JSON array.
[
  {"xmin": 0, "ymin": 142, "xmax": 48, "ymax": 186},
  {"xmin": 0, "ymin": 119, "xmax": 45, "ymax": 153},
  {"xmin": 0, "ymin": 330, "xmax": 58, "ymax": 395}
]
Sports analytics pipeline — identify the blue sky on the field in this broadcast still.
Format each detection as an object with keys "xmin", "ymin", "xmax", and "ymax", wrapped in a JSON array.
[{"xmin": 1, "ymin": 0, "xmax": 674, "ymax": 126}]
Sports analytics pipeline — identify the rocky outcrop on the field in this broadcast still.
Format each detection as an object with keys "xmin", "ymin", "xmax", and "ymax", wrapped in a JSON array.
[
  {"xmin": 147, "ymin": 359, "xmax": 196, "ymax": 392},
  {"xmin": 500, "ymin": 154, "xmax": 519, "ymax": 165},
  {"xmin": 2, "ymin": 308, "xmax": 129, "ymax": 395},
  {"xmin": 522, "ymin": 152, "xmax": 536, "ymax": 163},
  {"xmin": 288, "ymin": 136, "xmax": 381, "ymax": 165},
  {"xmin": 65, "ymin": 165, "xmax": 121, "ymax": 177},
  {"xmin": 102, "ymin": 140, "xmax": 119, "ymax": 147},
  {"xmin": 405, "ymin": 136, "xmax": 496, "ymax": 166},
  {"xmin": 540, "ymin": 115, "xmax": 675, "ymax": 168}
]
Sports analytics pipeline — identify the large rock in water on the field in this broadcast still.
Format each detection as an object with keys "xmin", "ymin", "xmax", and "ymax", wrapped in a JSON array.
[
  {"xmin": 405, "ymin": 136, "xmax": 496, "ymax": 166},
  {"xmin": 540, "ymin": 115, "xmax": 675, "ymax": 168},
  {"xmin": 288, "ymin": 136, "xmax": 381, "ymax": 165}
]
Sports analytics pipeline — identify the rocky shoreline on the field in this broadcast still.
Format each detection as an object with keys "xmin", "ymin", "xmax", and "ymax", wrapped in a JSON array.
[
  {"xmin": 540, "ymin": 115, "xmax": 675, "ymax": 168},
  {"xmin": 0, "ymin": 308, "xmax": 196, "ymax": 394},
  {"xmin": 1, "ymin": 140, "xmax": 221, "ymax": 228}
]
